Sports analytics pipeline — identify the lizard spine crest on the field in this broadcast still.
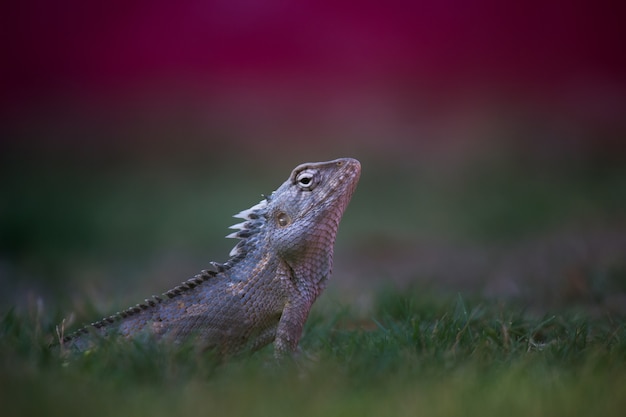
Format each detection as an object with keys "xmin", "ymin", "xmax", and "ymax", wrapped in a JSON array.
[{"xmin": 62, "ymin": 195, "xmax": 271, "ymax": 343}]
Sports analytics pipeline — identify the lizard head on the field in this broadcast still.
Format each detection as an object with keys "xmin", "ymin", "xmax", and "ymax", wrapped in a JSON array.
[{"xmin": 226, "ymin": 158, "xmax": 361, "ymax": 285}]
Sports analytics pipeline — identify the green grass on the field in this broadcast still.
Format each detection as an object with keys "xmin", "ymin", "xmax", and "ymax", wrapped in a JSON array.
[
  {"xmin": 1, "ymin": 148, "xmax": 625, "ymax": 416},
  {"xmin": 1, "ymin": 292, "xmax": 624, "ymax": 417}
]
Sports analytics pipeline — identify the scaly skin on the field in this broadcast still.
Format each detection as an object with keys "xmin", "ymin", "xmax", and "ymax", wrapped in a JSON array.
[{"xmin": 60, "ymin": 158, "xmax": 361, "ymax": 357}]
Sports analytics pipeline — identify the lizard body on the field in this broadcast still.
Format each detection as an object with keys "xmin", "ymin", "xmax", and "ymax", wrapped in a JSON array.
[{"xmin": 60, "ymin": 158, "xmax": 360, "ymax": 357}]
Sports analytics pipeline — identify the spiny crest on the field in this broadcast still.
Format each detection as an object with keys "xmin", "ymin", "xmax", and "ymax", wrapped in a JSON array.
[
  {"xmin": 225, "ymin": 197, "xmax": 269, "ymax": 257},
  {"xmin": 61, "ymin": 196, "xmax": 271, "ymax": 345},
  {"xmin": 61, "ymin": 269, "xmax": 217, "ymax": 344}
]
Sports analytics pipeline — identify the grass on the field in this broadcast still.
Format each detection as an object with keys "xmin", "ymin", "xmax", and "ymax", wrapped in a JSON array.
[
  {"xmin": 1, "ymin": 147, "xmax": 624, "ymax": 416},
  {"xmin": 1, "ymin": 291, "xmax": 624, "ymax": 417}
]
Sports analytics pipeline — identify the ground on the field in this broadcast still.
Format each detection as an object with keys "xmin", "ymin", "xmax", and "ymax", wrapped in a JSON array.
[{"xmin": 1, "ymin": 147, "xmax": 625, "ymax": 416}]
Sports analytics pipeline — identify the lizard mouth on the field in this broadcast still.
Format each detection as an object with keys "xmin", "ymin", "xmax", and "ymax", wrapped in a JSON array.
[{"xmin": 312, "ymin": 158, "xmax": 361, "ymax": 215}]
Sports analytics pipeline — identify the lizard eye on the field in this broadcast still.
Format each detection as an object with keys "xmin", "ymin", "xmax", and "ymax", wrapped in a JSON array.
[{"xmin": 296, "ymin": 169, "xmax": 317, "ymax": 191}]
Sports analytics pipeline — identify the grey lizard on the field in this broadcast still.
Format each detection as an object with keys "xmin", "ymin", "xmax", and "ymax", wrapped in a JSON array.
[{"xmin": 59, "ymin": 157, "xmax": 361, "ymax": 358}]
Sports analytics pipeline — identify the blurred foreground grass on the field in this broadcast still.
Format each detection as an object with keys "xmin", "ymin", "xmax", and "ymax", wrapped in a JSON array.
[{"xmin": 1, "ymin": 291, "xmax": 625, "ymax": 417}]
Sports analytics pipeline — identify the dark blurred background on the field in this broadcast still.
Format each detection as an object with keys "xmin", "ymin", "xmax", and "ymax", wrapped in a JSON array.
[{"xmin": 1, "ymin": 1, "xmax": 625, "ymax": 318}]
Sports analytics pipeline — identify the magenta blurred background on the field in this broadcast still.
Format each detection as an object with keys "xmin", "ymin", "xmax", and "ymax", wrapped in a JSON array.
[
  {"xmin": 3, "ymin": 0, "xmax": 625, "ymax": 161},
  {"xmin": 2, "ymin": 1, "xmax": 626, "ymax": 312}
]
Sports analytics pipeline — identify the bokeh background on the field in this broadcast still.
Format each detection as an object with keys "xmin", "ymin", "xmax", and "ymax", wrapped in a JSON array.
[{"xmin": 2, "ymin": 1, "xmax": 625, "ymax": 319}]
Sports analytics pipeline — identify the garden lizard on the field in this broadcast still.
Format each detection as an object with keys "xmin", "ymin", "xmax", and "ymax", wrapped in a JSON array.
[{"xmin": 60, "ymin": 158, "xmax": 361, "ymax": 358}]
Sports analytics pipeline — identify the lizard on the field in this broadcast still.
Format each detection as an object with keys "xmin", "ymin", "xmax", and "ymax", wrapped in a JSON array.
[{"xmin": 58, "ymin": 157, "xmax": 361, "ymax": 358}]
